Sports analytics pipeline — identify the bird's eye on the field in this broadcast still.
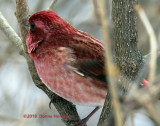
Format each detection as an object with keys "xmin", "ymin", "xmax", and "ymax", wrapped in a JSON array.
[{"xmin": 30, "ymin": 22, "xmax": 35, "ymax": 30}]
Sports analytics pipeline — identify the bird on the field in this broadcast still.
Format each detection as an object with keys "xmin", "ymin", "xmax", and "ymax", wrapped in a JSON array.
[
  {"xmin": 27, "ymin": 10, "xmax": 151, "ymax": 125},
  {"xmin": 26, "ymin": 10, "xmax": 149, "ymax": 125}
]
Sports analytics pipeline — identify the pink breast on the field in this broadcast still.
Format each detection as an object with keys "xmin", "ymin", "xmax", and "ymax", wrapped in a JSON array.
[{"xmin": 34, "ymin": 53, "xmax": 107, "ymax": 107}]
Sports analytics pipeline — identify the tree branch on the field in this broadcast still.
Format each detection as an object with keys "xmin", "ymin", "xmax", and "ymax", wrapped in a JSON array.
[
  {"xmin": 134, "ymin": 5, "xmax": 158, "ymax": 82},
  {"xmin": 15, "ymin": 0, "xmax": 80, "ymax": 125},
  {"xmin": 112, "ymin": 0, "xmax": 143, "ymax": 80},
  {"xmin": 47, "ymin": 0, "xmax": 57, "ymax": 10},
  {"xmin": 123, "ymin": 78, "xmax": 160, "ymax": 125},
  {"xmin": 97, "ymin": 0, "xmax": 122, "ymax": 126},
  {"xmin": 0, "ymin": 12, "xmax": 23, "ymax": 51},
  {"xmin": 98, "ymin": 0, "xmax": 143, "ymax": 125},
  {"xmin": 121, "ymin": 5, "xmax": 160, "ymax": 125}
]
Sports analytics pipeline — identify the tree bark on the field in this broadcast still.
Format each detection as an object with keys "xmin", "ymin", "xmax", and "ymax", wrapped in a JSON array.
[
  {"xmin": 98, "ymin": 0, "xmax": 143, "ymax": 125},
  {"xmin": 112, "ymin": 0, "xmax": 143, "ymax": 80}
]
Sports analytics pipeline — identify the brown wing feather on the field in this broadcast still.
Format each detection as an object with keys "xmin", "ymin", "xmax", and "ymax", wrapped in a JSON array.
[
  {"xmin": 67, "ymin": 30, "xmax": 106, "ymax": 82},
  {"xmin": 57, "ymin": 30, "xmax": 106, "ymax": 82},
  {"xmin": 77, "ymin": 59, "xmax": 107, "ymax": 82}
]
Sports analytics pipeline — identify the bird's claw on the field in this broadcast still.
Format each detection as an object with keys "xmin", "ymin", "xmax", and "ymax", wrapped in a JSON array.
[
  {"xmin": 70, "ymin": 118, "xmax": 88, "ymax": 126},
  {"xmin": 49, "ymin": 94, "xmax": 57, "ymax": 109},
  {"xmin": 74, "ymin": 118, "xmax": 88, "ymax": 126}
]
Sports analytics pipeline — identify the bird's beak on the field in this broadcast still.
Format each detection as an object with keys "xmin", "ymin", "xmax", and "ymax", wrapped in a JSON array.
[
  {"xmin": 26, "ymin": 32, "xmax": 42, "ymax": 53},
  {"xmin": 28, "ymin": 42, "xmax": 38, "ymax": 53},
  {"xmin": 28, "ymin": 40, "xmax": 42, "ymax": 53}
]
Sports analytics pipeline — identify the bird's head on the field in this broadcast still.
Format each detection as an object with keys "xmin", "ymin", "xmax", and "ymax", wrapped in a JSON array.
[
  {"xmin": 26, "ymin": 10, "xmax": 59, "ymax": 54},
  {"xmin": 26, "ymin": 10, "xmax": 74, "ymax": 58}
]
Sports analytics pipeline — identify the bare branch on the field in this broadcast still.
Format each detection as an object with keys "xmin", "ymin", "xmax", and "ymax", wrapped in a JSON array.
[
  {"xmin": 0, "ymin": 12, "xmax": 23, "ymax": 51},
  {"xmin": 124, "ymin": 80, "xmax": 160, "ymax": 125},
  {"xmin": 135, "ymin": 5, "xmax": 158, "ymax": 82},
  {"xmin": 47, "ymin": 0, "xmax": 57, "ymax": 10}
]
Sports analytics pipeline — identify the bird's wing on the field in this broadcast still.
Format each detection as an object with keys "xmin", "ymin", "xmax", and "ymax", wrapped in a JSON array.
[
  {"xmin": 68, "ymin": 30, "xmax": 106, "ymax": 81},
  {"xmin": 77, "ymin": 59, "xmax": 106, "ymax": 82},
  {"xmin": 54, "ymin": 46, "xmax": 106, "ymax": 82},
  {"xmin": 69, "ymin": 30, "xmax": 104, "ymax": 62},
  {"xmin": 57, "ymin": 30, "xmax": 107, "ymax": 82},
  {"xmin": 69, "ymin": 55, "xmax": 106, "ymax": 82}
]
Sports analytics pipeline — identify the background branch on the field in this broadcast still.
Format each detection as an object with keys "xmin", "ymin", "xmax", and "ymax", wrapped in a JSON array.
[
  {"xmin": 0, "ymin": 12, "xmax": 23, "ymax": 51},
  {"xmin": 123, "ymin": 78, "xmax": 160, "ymax": 125},
  {"xmin": 120, "ymin": 5, "xmax": 160, "ymax": 125},
  {"xmin": 134, "ymin": 5, "xmax": 158, "ymax": 82},
  {"xmin": 97, "ymin": 0, "xmax": 122, "ymax": 126},
  {"xmin": 47, "ymin": 0, "xmax": 57, "ymax": 10}
]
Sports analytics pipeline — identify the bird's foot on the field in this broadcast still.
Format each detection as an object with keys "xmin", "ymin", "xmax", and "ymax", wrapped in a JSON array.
[
  {"xmin": 71, "ymin": 107, "xmax": 100, "ymax": 126},
  {"xmin": 49, "ymin": 94, "xmax": 58, "ymax": 109},
  {"xmin": 72, "ymin": 118, "xmax": 88, "ymax": 126}
]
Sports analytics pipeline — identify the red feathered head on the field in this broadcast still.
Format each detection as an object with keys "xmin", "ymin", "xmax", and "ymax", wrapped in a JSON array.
[{"xmin": 26, "ymin": 10, "xmax": 74, "ymax": 58}]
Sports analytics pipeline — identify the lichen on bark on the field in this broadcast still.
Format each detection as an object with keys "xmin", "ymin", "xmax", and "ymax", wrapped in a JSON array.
[{"xmin": 112, "ymin": 0, "xmax": 143, "ymax": 80}]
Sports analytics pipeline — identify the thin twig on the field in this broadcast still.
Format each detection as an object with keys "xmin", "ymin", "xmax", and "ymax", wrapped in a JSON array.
[
  {"xmin": 125, "ymin": 80, "xmax": 160, "ymax": 125},
  {"xmin": 97, "ymin": 0, "xmax": 123, "ymax": 126},
  {"xmin": 134, "ymin": 5, "xmax": 158, "ymax": 82},
  {"xmin": 134, "ymin": 8, "xmax": 159, "ymax": 124},
  {"xmin": 47, "ymin": 0, "xmax": 57, "ymax": 10},
  {"xmin": 0, "ymin": 12, "xmax": 23, "ymax": 51}
]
